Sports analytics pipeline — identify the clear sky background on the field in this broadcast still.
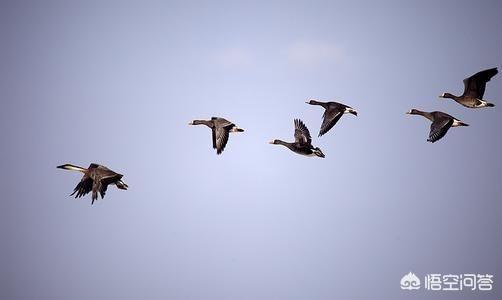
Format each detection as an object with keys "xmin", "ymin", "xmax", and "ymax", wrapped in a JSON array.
[{"xmin": 1, "ymin": 0, "xmax": 501, "ymax": 299}]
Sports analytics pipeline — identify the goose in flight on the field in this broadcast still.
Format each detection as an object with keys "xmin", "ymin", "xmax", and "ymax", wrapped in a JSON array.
[
  {"xmin": 269, "ymin": 119, "xmax": 325, "ymax": 157},
  {"xmin": 189, "ymin": 117, "xmax": 244, "ymax": 155},
  {"xmin": 57, "ymin": 163, "xmax": 128, "ymax": 204},
  {"xmin": 306, "ymin": 99, "xmax": 357, "ymax": 136},
  {"xmin": 406, "ymin": 109, "xmax": 469, "ymax": 143},
  {"xmin": 439, "ymin": 67, "xmax": 498, "ymax": 108}
]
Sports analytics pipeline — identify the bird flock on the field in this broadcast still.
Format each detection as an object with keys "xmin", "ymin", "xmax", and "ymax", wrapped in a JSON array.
[
  {"xmin": 58, "ymin": 67, "xmax": 498, "ymax": 204},
  {"xmin": 407, "ymin": 67, "xmax": 498, "ymax": 143}
]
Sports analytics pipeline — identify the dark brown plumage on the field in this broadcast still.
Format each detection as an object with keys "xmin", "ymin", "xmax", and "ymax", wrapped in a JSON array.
[
  {"xmin": 269, "ymin": 119, "xmax": 325, "ymax": 158},
  {"xmin": 189, "ymin": 117, "xmax": 244, "ymax": 155},
  {"xmin": 306, "ymin": 99, "xmax": 357, "ymax": 137},
  {"xmin": 57, "ymin": 163, "xmax": 128, "ymax": 204},
  {"xmin": 406, "ymin": 109, "xmax": 469, "ymax": 143},
  {"xmin": 439, "ymin": 68, "xmax": 498, "ymax": 108}
]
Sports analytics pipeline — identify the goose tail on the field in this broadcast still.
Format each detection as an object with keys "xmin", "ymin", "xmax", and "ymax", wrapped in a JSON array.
[
  {"xmin": 231, "ymin": 127, "xmax": 244, "ymax": 132},
  {"xmin": 345, "ymin": 107, "xmax": 358, "ymax": 116},
  {"xmin": 116, "ymin": 180, "xmax": 129, "ymax": 190}
]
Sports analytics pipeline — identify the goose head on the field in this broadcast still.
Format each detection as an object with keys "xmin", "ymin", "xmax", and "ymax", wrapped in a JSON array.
[
  {"xmin": 406, "ymin": 109, "xmax": 419, "ymax": 115},
  {"xmin": 439, "ymin": 93, "xmax": 455, "ymax": 99},
  {"xmin": 305, "ymin": 99, "xmax": 321, "ymax": 105}
]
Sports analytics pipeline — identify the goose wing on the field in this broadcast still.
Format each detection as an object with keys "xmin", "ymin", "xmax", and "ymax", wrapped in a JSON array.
[
  {"xmin": 428, "ymin": 118, "xmax": 453, "ymax": 143},
  {"xmin": 462, "ymin": 68, "xmax": 498, "ymax": 99},
  {"xmin": 70, "ymin": 175, "xmax": 93, "ymax": 199},
  {"xmin": 319, "ymin": 108, "xmax": 343, "ymax": 137},
  {"xmin": 294, "ymin": 119, "xmax": 312, "ymax": 145},
  {"xmin": 91, "ymin": 165, "xmax": 123, "ymax": 201},
  {"xmin": 212, "ymin": 117, "xmax": 234, "ymax": 128},
  {"xmin": 211, "ymin": 127, "xmax": 217, "ymax": 149},
  {"xmin": 91, "ymin": 165, "xmax": 119, "ymax": 183},
  {"xmin": 213, "ymin": 127, "xmax": 230, "ymax": 154},
  {"xmin": 99, "ymin": 173, "xmax": 124, "ymax": 199},
  {"xmin": 91, "ymin": 180, "xmax": 101, "ymax": 204},
  {"xmin": 211, "ymin": 117, "xmax": 236, "ymax": 155}
]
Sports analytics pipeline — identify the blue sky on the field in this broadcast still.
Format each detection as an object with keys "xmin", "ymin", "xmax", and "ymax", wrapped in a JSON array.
[{"xmin": 1, "ymin": 1, "xmax": 501, "ymax": 299}]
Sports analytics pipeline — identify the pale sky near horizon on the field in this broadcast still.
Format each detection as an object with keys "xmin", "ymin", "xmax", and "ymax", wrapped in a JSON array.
[{"xmin": 1, "ymin": 1, "xmax": 501, "ymax": 299}]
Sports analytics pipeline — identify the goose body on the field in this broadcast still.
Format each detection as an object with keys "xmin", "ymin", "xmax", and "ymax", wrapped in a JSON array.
[
  {"xmin": 57, "ymin": 163, "xmax": 128, "ymax": 204},
  {"xmin": 269, "ymin": 119, "xmax": 325, "ymax": 158},
  {"xmin": 189, "ymin": 117, "xmax": 244, "ymax": 155},
  {"xmin": 406, "ymin": 109, "xmax": 469, "ymax": 143},
  {"xmin": 306, "ymin": 99, "xmax": 357, "ymax": 136},
  {"xmin": 439, "ymin": 68, "xmax": 498, "ymax": 108}
]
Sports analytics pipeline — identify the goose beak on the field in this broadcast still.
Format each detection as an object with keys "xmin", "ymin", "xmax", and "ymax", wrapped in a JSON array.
[
  {"xmin": 188, "ymin": 121, "xmax": 194, "ymax": 125},
  {"xmin": 405, "ymin": 110, "xmax": 411, "ymax": 114},
  {"xmin": 268, "ymin": 140, "xmax": 275, "ymax": 144}
]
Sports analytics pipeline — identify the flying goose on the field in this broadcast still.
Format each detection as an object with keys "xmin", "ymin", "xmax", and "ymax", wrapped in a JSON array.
[
  {"xmin": 439, "ymin": 67, "xmax": 498, "ymax": 108},
  {"xmin": 57, "ymin": 163, "xmax": 128, "ymax": 204},
  {"xmin": 306, "ymin": 99, "xmax": 357, "ymax": 136},
  {"xmin": 406, "ymin": 109, "xmax": 469, "ymax": 143},
  {"xmin": 189, "ymin": 117, "xmax": 244, "ymax": 154},
  {"xmin": 269, "ymin": 119, "xmax": 325, "ymax": 157}
]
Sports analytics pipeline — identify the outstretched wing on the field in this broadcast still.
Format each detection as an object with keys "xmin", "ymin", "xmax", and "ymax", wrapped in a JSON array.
[
  {"xmin": 92, "ymin": 167, "xmax": 123, "ymax": 202},
  {"xmin": 91, "ymin": 180, "xmax": 101, "ymax": 204},
  {"xmin": 319, "ymin": 108, "xmax": 343, "ymax": 137},
  {"xmin": 462, "ymin": 68, "xmax": 498, "ymax": 99},
  {"xmin": 99, "ymin": 173, "xmax": 123, "ymax": 199},
  {"xmin": 428, "ymin": 118, "xmax": 453, "ymax": 143},
  {"xmin": 214, "ymin": 127, "xmax": 230, "ymax": 155},
  {"xmin": 70, "ymin": 175, "xmax": 93, "ymax": 199},
  {"xmin": 211, "ymin": 117, "xmax": 235, "ymax": 154},
  {"xmin": 294, "ymin": 119, "xmax": 312, "ymax": 145}
]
